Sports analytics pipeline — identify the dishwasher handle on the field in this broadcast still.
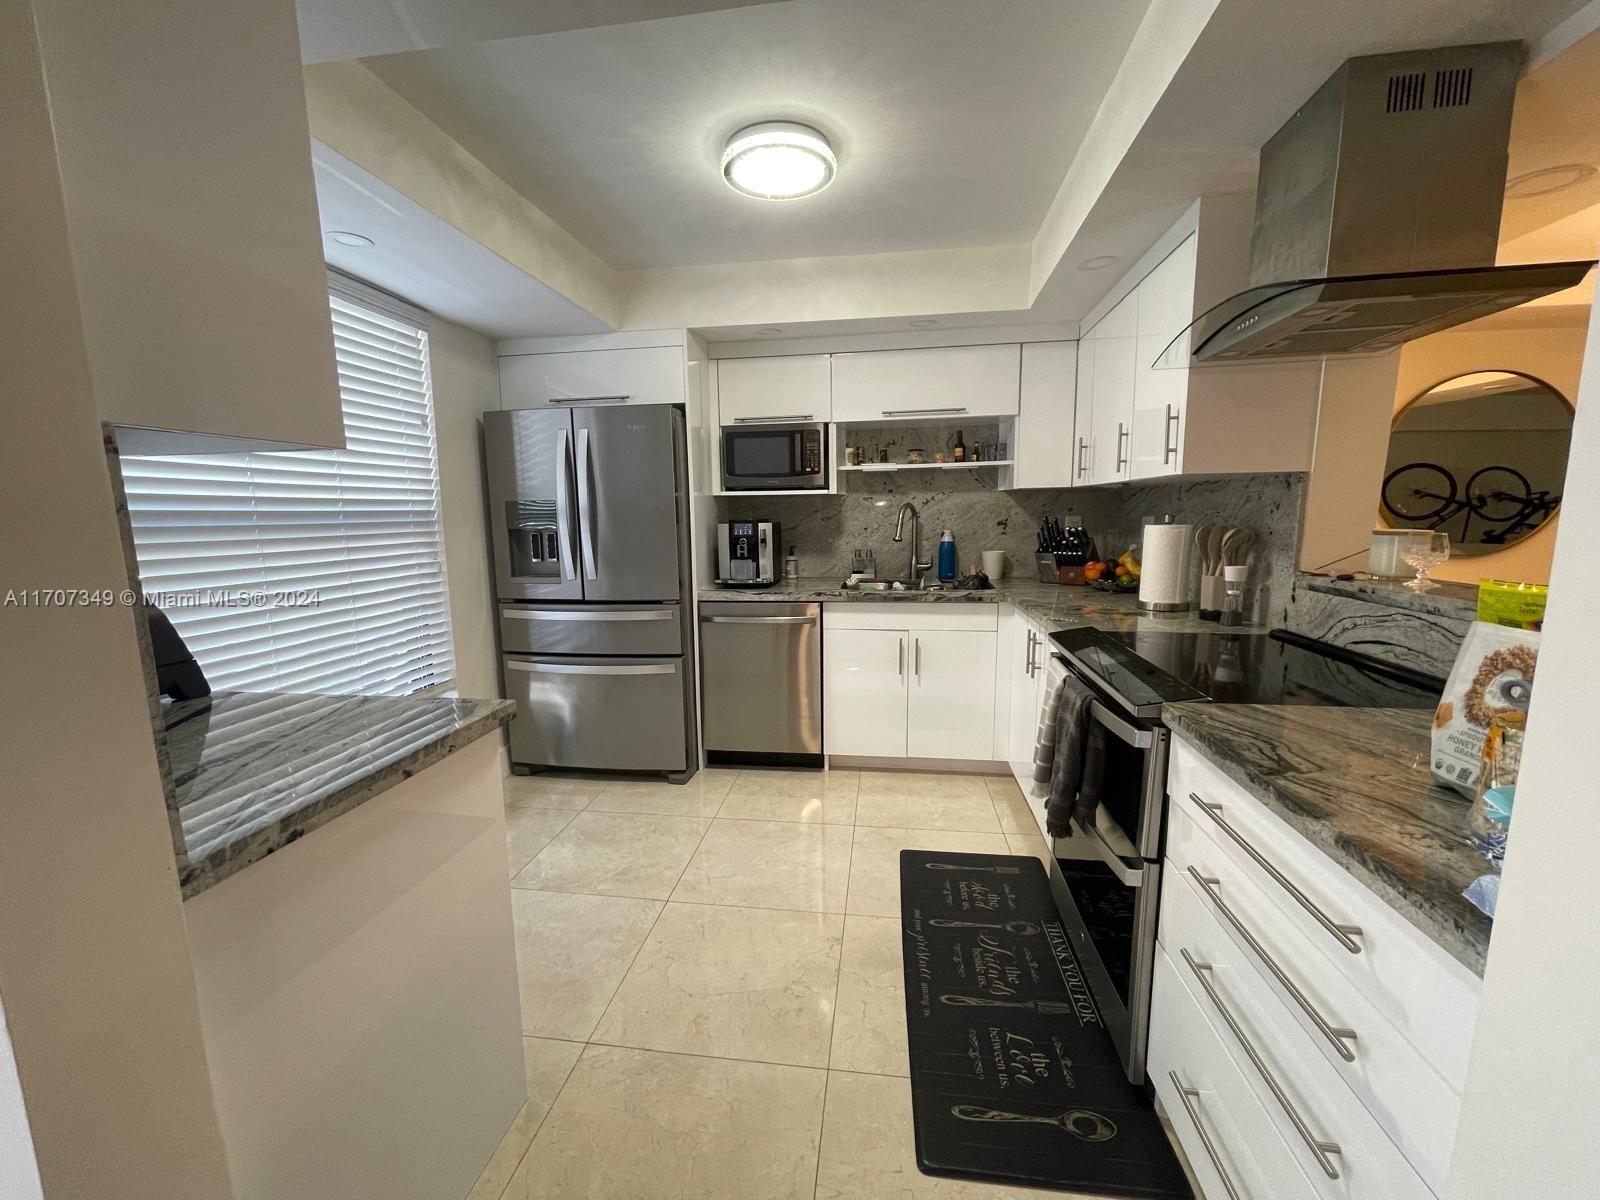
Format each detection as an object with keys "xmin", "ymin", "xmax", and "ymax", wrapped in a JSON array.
[{"xmin": 701, "ymin": 615, "xmax": 818, "ymax": 625}]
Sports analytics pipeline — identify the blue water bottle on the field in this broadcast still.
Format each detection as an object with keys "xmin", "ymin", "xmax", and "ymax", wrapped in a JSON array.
[{"xmin": 936, "ymin": 529, "xmax": 957, "ymax": 580}]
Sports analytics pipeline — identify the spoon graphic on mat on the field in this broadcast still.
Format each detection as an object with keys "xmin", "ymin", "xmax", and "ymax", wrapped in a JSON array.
[
  {"xmin": 924, "ymin": 863, "xmax": 1021, "ymax": 875},
  {"xmin": 952, "ymin": 1104, "xmax": 1118, "ymax": 1143},
  {"xmin": 928, "ymin": 918, "xmax": 1040, "ymax": 935},
  {"xmin": 938, "ymin": 994, "xmax": 1079, "ymax": 1015}
]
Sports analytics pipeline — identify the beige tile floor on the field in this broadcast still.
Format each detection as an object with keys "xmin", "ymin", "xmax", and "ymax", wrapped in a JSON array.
[{"xmin": 472, "ymin": 766, "xmax": 1113, "ymax": 1199}]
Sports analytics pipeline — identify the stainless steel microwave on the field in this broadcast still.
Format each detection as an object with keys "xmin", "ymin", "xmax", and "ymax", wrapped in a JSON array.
[{"xmin": 720, "ymin": 422, "xmax": 827, "ymax": 491}]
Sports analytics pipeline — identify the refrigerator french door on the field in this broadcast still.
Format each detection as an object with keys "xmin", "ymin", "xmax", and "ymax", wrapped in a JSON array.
[{"xmin": 483, "ymin": 406, "xmax": 696, "ymax": 778}]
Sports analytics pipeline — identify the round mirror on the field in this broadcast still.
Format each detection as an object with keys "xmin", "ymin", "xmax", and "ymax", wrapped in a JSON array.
[{"xmin": 1380, "ymin": 371, "xmax": 1571, "ymax": 556}]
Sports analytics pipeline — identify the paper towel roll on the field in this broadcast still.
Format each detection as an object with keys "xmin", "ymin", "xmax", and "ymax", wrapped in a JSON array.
[{"xmin": 1138, "ymin": 523, "xmax": 1193, "ymax": 611}]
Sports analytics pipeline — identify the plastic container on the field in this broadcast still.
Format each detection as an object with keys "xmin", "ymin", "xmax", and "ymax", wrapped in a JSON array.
[{"xmin": 937, "ymin": 530, "xmax": 957, "ymax": 580}]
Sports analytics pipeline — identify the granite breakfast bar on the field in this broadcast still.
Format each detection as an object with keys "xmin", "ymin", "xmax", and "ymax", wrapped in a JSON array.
[{"xmin": 165, "ymin": 690, "xmax": 525, "ymax": 1200}]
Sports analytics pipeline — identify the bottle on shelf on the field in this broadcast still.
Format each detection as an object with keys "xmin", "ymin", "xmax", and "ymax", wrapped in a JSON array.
[
  {"xmin": 784, "ymin": 545, "xmax": 799, "ymax": 581},
  {"xmin": 952, "ymin": 429, "xmax": 966, "ymax": 462}
]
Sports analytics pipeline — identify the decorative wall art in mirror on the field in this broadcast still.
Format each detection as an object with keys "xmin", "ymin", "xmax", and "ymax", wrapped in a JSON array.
[{"xmin": 1381, "ymin": 371, "xmax": 1571, "ymax": 556}]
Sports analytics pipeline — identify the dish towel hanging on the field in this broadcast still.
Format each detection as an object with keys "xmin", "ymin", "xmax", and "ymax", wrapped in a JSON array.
[{"xmin": 1031, "ymin": 673, "xmax": 1102, "ymax": 839}]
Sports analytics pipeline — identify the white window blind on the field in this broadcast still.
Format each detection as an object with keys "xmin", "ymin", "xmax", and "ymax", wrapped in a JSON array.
[{"xmin": 122, "ymin": 284, "xmax": 455, "ymax": 697}]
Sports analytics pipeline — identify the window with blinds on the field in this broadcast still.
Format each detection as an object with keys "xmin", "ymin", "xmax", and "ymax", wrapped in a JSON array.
[{"xmin": 121, "ymin": 280, "xmax": 455, "ymax": 697}]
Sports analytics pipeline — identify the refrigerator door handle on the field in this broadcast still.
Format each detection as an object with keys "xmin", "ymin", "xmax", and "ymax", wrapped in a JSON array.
[
  {"xmin": 554, "ymin": 429, "xmax": 577, "ymax": 581},
  {"xmin": 576, "ymin": 427, "xmax": 598, "ymax": 580}
]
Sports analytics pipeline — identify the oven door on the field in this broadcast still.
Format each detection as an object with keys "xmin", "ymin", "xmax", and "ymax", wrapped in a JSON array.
[
  {"xmin": 1051, "ymin": 855, "xmax": 1161, "ymax": 1085},
  {"xmin": 720, "ymin": 424, "xmax": 826, "ymax": 490}
]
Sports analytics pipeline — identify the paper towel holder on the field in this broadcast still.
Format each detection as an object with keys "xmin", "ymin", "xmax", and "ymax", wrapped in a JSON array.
[{"xmin": 1137, "ymin": 517, "xmax": 1194, "ymax": 614}]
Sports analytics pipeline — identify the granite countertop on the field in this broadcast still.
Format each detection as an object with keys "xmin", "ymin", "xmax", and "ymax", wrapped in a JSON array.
[
  {"xmin": 1163, "ymin": 702, "xmax": 1492, "ymax": 976},
  {"xmin": 1300, "ymin": 573, "xmax": 1480, "ymax": 621},
  {"xmin": 701, "ymin": 577, "xmax": 1256, "ymax": 635},
  {"xmin": 164, "ymin": 690, "xmax": 513, "ymax": 898}
]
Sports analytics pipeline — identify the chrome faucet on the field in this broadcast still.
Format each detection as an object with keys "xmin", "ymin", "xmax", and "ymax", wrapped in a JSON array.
[{"xmin": 892, "ymin": 502, "xmax": 933, "ymax": 584}]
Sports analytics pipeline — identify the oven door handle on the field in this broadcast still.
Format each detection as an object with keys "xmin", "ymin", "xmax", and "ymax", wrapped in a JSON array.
[
  {"xmin": 1089, "ymin": 699, "xmax": 1154, "ymax": 749},
  {"xmin": 1078, "ymin": 809, "xmax": 1147, "ymax": 887}
]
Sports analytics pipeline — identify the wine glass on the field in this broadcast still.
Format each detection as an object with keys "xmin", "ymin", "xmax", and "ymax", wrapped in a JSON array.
[{"xmin": 1401, "ymin": 531, "xmax": 1450, "ymax": 592}]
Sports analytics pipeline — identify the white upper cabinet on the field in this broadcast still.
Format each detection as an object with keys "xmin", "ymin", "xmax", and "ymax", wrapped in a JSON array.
[
  {"xmin": 499, "ymin": 346, "xmax": 686, "ymax": 409},
  {"xmin": 1085, "ymin": 292, "xmax": 1137, "ymax": 485},
  {"xmin": 716, "ymin": 355, "xmax": 832, "ymax": 424},
  {"xmin": 1117, "ymin": 195, "xmax": 1320, "ymax": 480},
  {"xmin": 831, "ymin": 344, "xmax": 1021, "ymax": 423},
  {"xmin": 1007, "ymin": 342, "xmax": 1078, "ymax": 490},
  {"xmin": 1130, "ymin": 233, "xmax": 1197, "ymax": 478},
  {"xmin": 33, "ymin": 0, "xmax": 342, "ymax": 451}
]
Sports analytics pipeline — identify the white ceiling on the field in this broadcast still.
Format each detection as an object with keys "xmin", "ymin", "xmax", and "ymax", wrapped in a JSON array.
[
  {"xmin": 363, "ymin": 0, "xmax": 1151, "ymax": 271},
  {"xmin": 312, "ymin": 145, "xmax": 610, "ymax": 338}
]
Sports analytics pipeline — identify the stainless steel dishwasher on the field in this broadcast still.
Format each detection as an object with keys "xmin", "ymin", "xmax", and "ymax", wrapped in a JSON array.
[{"xmin": 698, "ymin": 602, "xmax": 822, "ymax": 766}]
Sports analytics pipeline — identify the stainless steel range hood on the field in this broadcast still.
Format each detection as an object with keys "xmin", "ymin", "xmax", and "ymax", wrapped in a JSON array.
[{"xmin": 1184, "ymin": 42, "xmax": 1595, "ymax": 363}]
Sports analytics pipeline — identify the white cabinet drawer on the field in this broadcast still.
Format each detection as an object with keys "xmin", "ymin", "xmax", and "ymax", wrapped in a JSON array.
[
  {"xmin": 1156, "ymin": 931, "xmax": 1434, "ymax": 1200},
  {"xmin": 830, "ymin": 344, "xmax": 1020, "ymax": 422},
  {"xmin": 716, "ymin": 355, "xmax": 831, "ymax": 423},
  {"xmin": 1161, "ymin": 846, "xmax": 1462, "ymax": 1193},
  {"xmin": 822, "ymin": 604, "xmax": 998, "ymax": 632},
  {"xmin": 500, "ymin": 346, "xmax": 685, "ymax": 408},
  {"xmin": 1151, "ymin": 947, "xmax": 1318, "ymax": 1200},
  {"xmin": 1169, "ymin": 738, "xmax": 1480, "ymax": 1092}
]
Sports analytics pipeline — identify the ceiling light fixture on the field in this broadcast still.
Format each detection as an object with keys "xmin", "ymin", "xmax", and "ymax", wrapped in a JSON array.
[
  {"xmin": 327, "ymin": 231, "xmax": 374, "ymax": 248},
  {"xmin": 1078, "ymin": 255, "xmax": 1119, "ymax": 271},
  {"xmin": 721, "ymin": 122, "xmax": 837, "ymax": 200},
  {"xmin": 1504, "ymin": 163, "xmax": 1598, "ymax": 199}
]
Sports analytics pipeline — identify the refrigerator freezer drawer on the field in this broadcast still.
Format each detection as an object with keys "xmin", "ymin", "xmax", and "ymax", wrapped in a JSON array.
[
  {"xmin": 499, "ymin": 604, "xmax": 682, "ymax": 656},
  {"xmin": 504, "ymin": 655, "xmax": 688, "ymax": 772}
]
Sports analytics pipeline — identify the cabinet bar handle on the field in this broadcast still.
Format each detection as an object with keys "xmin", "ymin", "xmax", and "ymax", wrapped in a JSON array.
[
  {"xmin": 1024, "ymin": 629, "xmax": 1037, "ymax": 677},
  {"xmin": 731, "ymin": 414, "xmax": 812, "ymax": 423},
  {"xmin": 914, "ymin": 637, "xmax": 922, "ymax": 680},
  {"xmin": 1163, "ymin": 404, "xmax": 1180, "ymax": 465},
  {"xmin": 1166, "ymin": 1072, "xmax": 1242, "ymax": 1200},
  {"xmin": 1185, "ymin": 867, "xmax": 1358, "ymax": 1063},
  {"xmin": 881, "ymin": 406, "xmax": 968, "ymax": 417},
  {"xmin": 1180, "ymin": 948, "xmax": 1343, "ymax": 1180},
  {"xmin": 1188, "ymin": 793, "xmax": 1363, "ymax": 953},
  {"xmin": 1076, "ymin": 436, "xmax": 1088, "ymax": 479},
  {"xmin": 898, "ymin": 637, "xmax": 905, "ymax": 680},
  {"xmin": 548, "ymin": 395, "xmax": 630, "ymax": 404},
  {"xmin": 1116, "ymin": 422, "xmax": 1129, "ymax": 472}
]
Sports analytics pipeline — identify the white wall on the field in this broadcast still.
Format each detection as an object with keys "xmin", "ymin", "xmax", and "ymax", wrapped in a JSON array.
[
  {"xmin": 429, "ymin": 316, "xmax": 501, "ymax": 699},
  {"xmin": 0, "ymin": 3, "xmax": 236, "ymax": 1193},
  {"xmin": 1446, "ymin": 277, "xmax": 1600, "ymax": 1196},
  {"xmin": 0, "ymin": 1001, "xmax": 43, "ymax": 1200}
]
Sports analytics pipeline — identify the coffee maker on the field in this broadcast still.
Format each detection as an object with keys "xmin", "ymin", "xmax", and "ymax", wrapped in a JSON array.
[{"xmin": 716, "ymin": 520, "xmax": 780, "ymax": 587}]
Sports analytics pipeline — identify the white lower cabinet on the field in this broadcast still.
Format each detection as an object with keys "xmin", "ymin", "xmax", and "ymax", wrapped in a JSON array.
[
  {"xmin": 1151, "ymin": 947, "xmax": 1319, "ymax": 1200},
  {"xmin": 823, "ymin": 627, "xmax": 910, "ymax": 757},
  {"xmin": 1155, "ymin": 736, "xmax": 1482, "ymax": 1200},
  {"xmin": 823, "ymin": 607, "xmax": 997, "ymax": 762},
  {"xmin": 906, "ymin": 628, "xmax": 998, "ymax": 760}
]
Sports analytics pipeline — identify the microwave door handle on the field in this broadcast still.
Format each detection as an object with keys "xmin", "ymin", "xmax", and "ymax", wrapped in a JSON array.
[
  {"xmin": 554, "ymin": 429, "xmax": 577, "ymax": 581},
  {"xmin": 576, "ymin": 427, "xmax": 598, "ymax": 580}
]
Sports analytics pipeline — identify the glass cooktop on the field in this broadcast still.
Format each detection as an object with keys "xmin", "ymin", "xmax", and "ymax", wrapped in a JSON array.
[{"xmin": 1050, "ymin": 627, "xmax": 1445, "ymax": 718}]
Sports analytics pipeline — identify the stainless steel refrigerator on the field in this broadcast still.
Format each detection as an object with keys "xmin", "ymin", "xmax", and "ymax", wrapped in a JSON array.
[{"xmin": 483, "ymin": 405, "xmax": 697, "ymax": 780}]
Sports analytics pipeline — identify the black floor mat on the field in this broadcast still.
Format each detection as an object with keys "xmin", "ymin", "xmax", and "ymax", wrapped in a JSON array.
[{"xmin": 899, "ymin": 850, "xmax": 1192, "ymax": 1198}]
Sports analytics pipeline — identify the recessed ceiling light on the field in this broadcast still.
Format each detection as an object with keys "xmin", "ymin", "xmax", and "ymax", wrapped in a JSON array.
[
  {"xmin": 1078, "ymin": 255, "xmax": 1119, "ymax": 271},
  {"xmin": 722, "ymin": 122, "xmax": 837, "ymax": 200},
  {"xmin": 909, "ymin": 318, "xmax": 939, "ymax": 328},
  {"xmin": 757, "ymin": 327, "xmax": 784, "ymax": 336},
  {"xmin": 1505, "ymin": 163, "xmax": 1598, "ymax": 198},
  {"xmin": 327, "ymin": 231, "xmax": 374, "ymax": 248}
]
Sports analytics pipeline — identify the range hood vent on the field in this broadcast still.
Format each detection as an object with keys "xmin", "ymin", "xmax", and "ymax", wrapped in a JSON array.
[{"xmin": 1180, "ymin": 42, "xmax": 1595, "ymax": 364}]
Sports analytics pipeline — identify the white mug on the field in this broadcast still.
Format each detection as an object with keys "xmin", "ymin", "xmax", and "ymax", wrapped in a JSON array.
[{"xmin": 981, "ymin": 550, "xmax": 1006, "ymax": 580}]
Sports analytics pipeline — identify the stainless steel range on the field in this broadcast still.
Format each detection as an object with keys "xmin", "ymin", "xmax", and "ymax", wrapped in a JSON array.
[{"xmin": 1040, "ymin": 626, "xmax": 1444, "ymax": 1084}]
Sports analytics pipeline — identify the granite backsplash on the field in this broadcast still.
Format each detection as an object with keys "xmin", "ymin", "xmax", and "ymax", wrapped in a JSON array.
[{"xmin": 714, "ymin": 468, "xmax": 1306, "ymax": 625}]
